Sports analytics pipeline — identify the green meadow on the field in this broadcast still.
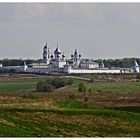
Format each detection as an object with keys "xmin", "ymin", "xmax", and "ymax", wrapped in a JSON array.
[{"xmin": 0, "ymin": 74, "xmax": 139, "ymax": 137}]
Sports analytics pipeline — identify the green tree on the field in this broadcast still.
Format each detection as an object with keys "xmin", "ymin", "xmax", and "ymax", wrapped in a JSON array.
[
  {"xmin": 51, "ymin": 78, "xmax": 65, "ymax": 88},
  {"xmin": 36, "ymin": 81, "xmax": 54, "ymax": 92}
]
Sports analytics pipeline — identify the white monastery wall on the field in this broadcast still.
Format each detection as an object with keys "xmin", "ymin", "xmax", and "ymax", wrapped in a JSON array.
[{"xmin": 66, "ymin": 68, "xmax": 121, "ymax": 74}]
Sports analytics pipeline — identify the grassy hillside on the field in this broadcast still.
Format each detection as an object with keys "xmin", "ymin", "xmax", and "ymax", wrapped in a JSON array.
[
  {"xmin": 0, "ymin": 108, "xmax": 139, "ymax": 137},
  {"xmin": 0, "ymin": 74, "xmax": 139, "ymax": 137}
]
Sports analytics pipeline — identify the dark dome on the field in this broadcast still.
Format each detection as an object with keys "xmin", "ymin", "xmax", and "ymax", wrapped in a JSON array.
[
  {"xmin": 44, "ymin": 45, "xmax": 47, "ymax": 48},
  {"xmin": 54, "ymin": 47, "xmax": 61, "ymax": 54}
]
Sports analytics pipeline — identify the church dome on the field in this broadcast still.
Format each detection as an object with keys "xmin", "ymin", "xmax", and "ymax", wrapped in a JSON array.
[
  {"xmin": 44, "ymin": 42, "xmax": 48, "ymax": 49},
  {"xmin": 44, "ymin": 45, "xmax": 47, "ymax": 48},
  {"xmin": 54, "ymin": 47, "xmax": 61, "ymax": 54},
  {"xmin": 62, "ymin": 54, "xmax": 65, "ymax": 57},
  {"xmin": 44, "ymin": 44, "xmax": 48, "ymax": 49}
]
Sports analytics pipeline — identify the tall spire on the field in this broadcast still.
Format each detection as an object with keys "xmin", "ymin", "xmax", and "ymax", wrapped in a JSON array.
[
  {"xmin": 54, "ymin": 43, "xmax": 61, "ymax": 54},
  {"xmin": 74, "ymin": 49, "xmax": 78, "ymax": 58},
  {"xmin": 134, "ymin": 60, "xmax": 139, "ymax": 67}
]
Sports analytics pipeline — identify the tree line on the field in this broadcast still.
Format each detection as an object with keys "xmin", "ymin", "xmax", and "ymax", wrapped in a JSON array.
[
  {"xmin": 0, "ymin": 59, "xmax": 42, "ymax": 66},
  {"xmin": 95, "ymin": 57, "xmax": 140, "ymax": 68},
  {"xmin": 0, "ymin": 57, "xmax": 139, "ymax": 68}
]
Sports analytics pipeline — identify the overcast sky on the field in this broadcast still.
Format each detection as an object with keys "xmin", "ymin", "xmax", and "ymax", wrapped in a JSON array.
[{"xmin": 0, "ymin": 3, "xmax": 140, "ymax": 59}]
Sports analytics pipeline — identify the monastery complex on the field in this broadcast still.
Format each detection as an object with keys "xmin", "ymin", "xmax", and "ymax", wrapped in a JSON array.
[{"xmin": 0, "ymin": 42, "xmax": 139, "ymax": 74}]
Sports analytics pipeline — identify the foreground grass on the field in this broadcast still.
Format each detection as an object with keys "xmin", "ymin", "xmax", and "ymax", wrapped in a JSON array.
[
  {"xmin": 0, "ymin": 95, "xmax": 139, "ymax": 137},
  {"xmin": 0, "ymin": 108, "xmax": 139, "ymax": 137}
]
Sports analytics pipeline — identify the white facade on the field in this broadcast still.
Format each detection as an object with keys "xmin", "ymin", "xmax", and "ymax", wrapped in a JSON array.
[
  {"xmin": 49, "ymin": 60, "xmax": 66, "ymax": 69},
  {"xmin": 68, "ymin": 49, "xmax": 81, "ymax": 68},
  {"xmin": 64, "ymin": 66, "xmax": 122, "ymax": 74},
  {"xmin": 28, "ymin": 63, "xmax": 48, "ymax": 68},
  {"xmin": 80, "ymin": 62, "xmax": 99, "ymax": 69}
]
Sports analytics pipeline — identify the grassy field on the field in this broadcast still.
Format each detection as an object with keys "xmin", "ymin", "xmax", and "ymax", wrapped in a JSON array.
[
  {"xmin": 63, "ymin": 80, "xmax": 140, "ymax": 93},
  {"xmin": 0, "ymin": 73, "xmax": 139, "ymax": 137}
]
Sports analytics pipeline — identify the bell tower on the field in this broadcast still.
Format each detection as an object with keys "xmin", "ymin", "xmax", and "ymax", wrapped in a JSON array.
[
  {"xmin": 73, "ymin": 49, "xmax": 80, "ymax": 67},
  {"xmin": 43, "ymin": 42, "xmax": 50, "ymax": 64}
]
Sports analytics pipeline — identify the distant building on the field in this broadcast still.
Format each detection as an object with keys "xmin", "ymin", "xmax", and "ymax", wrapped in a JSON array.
[
  {"xmin": 0, "ymin": 41, "xmax": 139, "ymax": 74},
  {"xmin": 26, "ymin": 42, "xmax": 140, "ymax": 74},
  {"xmin": 80, "ymin": 59, "xmax": 99, "ymax": 69}
]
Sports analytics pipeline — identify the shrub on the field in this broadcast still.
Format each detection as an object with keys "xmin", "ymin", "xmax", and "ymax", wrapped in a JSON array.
[
  {"xmin": 43, "ymin": 83, "xmax": 54, "ymax": 92},
  {"xmin": 45, "ymin": 78, "xmax": 53, "ymax": 84},
  {"xmin": 36, "ymin": 78, "xmax": 74, "ymax": 92},
  {"xmin": 36, "ymin": 81, "xmax": 44, "ymax": 92},
  {"xmin": 78, "ymin": 83, "xmax": 87, "ymax": 93},
  {"xmin": 36, "ymin": 81, "xmax": 54, "ymax": 92},
  {"xmin": 51, "ymin": 78, "xmax": 74, "ymax": 89},
  {"xmin": 61, "ymin": 79, "xmax": 74, "ymax": 86},
  {"xmin": 51, "ymin": 78, "xmax": 65, "ymax": 88}
]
